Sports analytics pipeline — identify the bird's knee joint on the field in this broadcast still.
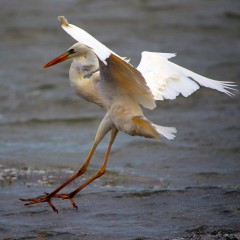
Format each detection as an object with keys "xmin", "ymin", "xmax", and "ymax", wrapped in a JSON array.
[
  {"xmin": 98, "ymin": 168, "xmax": 105, "ymax": 176},
  {"xmin": 77, "ymin": 166, "xmax": 87, "ymax": 175}
]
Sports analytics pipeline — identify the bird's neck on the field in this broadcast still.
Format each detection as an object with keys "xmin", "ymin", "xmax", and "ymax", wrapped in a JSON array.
[{"xmin": 72, "ymin": 50, "xmax": 99, "ymax": 77}]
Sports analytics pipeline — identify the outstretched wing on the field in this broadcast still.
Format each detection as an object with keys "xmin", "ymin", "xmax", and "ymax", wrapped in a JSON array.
[
  {"xmin": 58, "ymin": 16, "xmax": 237, "ymax": 102},
  {"xmin": 58, "ymin": 16, "xmax": 124, "ymax": 64},
  {"xmin": 137, "ymin": 52, "xmax": 237, "ymax": 100},
  {"xmin": 58, "ymin": 16, "xmax": 155, "ymax": 109},
  {"xmin": 100, "ymin": 54, "xmax": 156, "ymax": 110}
]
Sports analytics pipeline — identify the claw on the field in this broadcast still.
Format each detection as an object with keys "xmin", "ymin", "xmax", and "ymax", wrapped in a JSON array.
[
  {"xmin": 19, "ymin": 196, "xmax": 46, "ymax": 203},
  {"xmin": 19, "ymin": 189, "xmax": 78, "ymax": 213},
  {"xmin": 47, "ymin": 200, "xmax": 58, "ymax": 213},
  {"xmin": 19, "ymin": 195, "xmax": 59, "ymax": 213},
  {"xmin": 20, "ymin": 192, "xmax": 77, "ymax": 212},
  {"xmin": 51, "ymin": 193, "xmax": 78, "ymax": 209},
  {"xmin": 70, "ymin": 198, "xmax": 78, "ymax": 210}
]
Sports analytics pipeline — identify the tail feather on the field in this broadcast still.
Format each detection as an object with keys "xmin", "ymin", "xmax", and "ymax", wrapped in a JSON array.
[
  {"xmin": 132, "ymin": 116, "xmax": 177, "ymax": 140},
  {"xmin": 152, "ymin": 124, "xmax": 177, "ymax": 140}
]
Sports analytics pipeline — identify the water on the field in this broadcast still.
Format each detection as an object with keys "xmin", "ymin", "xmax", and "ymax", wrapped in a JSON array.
[{"xmin": 0, "ymin": 0, "xmax": 240, "ymax": 239}]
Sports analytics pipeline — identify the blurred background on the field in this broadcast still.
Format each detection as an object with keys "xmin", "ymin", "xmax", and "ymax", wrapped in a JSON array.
[{"xmin": 0, "ymin": 0, "xmax": 239, "ymax": 239}]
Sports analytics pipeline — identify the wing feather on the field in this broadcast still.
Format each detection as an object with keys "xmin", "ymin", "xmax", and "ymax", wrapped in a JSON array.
[
  {"xmin": 58, "ymin": 17, "xmax": 237, "ymax": 101},
  {"xmin": 58, "ymin": 16, "xmax": 124, "ymax": 64},
  {"xmin": 99, "ymin": 54, "xmax": 156, "ymax": 110},
  {"xmin": 137, "ymin": 51, "xmax": 237, "ymax": 100}
]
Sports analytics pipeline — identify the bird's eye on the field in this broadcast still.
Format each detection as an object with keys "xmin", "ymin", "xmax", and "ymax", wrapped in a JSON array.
[{"xmin": 68, "ymin": 49, "xmax": 75, "ymax": 54}]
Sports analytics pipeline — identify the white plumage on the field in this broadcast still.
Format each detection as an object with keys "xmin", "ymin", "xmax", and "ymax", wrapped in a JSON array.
[
  {"xmin": 137, "ymin": 52, "xmax": 199, "ymax": 100},
  {"xmin": 57, "ymin": 15, "xmax": 237, "ymax": 141},
  {"xmin": 20, "ymin": 16, "xmax": 238, "ymax": 212},
  {"xmin": 58, "ymin": 16, "xmax": 121, "ymax": 64},
  {"xmin": 58, "ymin": 16, "xmax": 237, "ymax": 105}
]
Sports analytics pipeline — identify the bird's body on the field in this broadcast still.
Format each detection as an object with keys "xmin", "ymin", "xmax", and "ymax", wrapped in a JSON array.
[
  {"xmin": 68, "ymin": 43, "xmax": 177, "ymax": 140},
  {"xmin": 20, "ymin": 16, "xmax": 237, "ymax": 212},
  {"xmin": 70, "ymin": 53, "xmax": 148, "ymax": 136}
]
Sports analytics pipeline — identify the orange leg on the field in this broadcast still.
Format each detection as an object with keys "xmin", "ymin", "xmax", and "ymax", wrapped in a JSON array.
[
  {"xmin": 20, "ymin": 114, "xmax": 114, "ymax": 213},
  {"xmin": 53, "ymin": 128, "xmax": 118, "ymax": 208},
  {"xmin": 19, "ymin": 142, "xmax": 98, "ymax": 212}
]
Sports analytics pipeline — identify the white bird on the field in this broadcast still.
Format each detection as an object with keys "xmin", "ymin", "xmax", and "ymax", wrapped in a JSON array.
[{"xmin": 20, "ymin": 16, "xmax": 237, "ymax": 212}]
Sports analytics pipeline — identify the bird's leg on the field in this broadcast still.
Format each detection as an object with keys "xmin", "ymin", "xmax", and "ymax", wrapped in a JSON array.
[
  {"xmin": 20, "ymin": 113, "xmax": 112, "ymax": 212},
  {"xmin": 20, "ymin": 142, "xmax": 98, "ymax": 212},
  {"xmin": 53, "ymin": 128, "xmax": 118, "ymax": 209}
]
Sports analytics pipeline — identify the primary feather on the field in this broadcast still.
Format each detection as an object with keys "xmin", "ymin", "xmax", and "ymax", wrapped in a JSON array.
[
  {"xmin": 56, "ymin": 16, "xmax": 237, "ymax": 141},
  {"xmin": 58, "ymin": 16, "xmax": 122, "ymax": 64},
  {"xmin": 58, "ymin": 16, "xmax": 237, "ymax": 102},
  {"xmin": 137, "ymin": 51, "xmax": 237, "ymax": 100}
]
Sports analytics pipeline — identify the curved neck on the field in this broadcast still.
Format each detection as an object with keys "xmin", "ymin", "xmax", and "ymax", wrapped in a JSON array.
[{"xmin": 72, "ymin": 51, "xmax": 99, "ymax": 78}]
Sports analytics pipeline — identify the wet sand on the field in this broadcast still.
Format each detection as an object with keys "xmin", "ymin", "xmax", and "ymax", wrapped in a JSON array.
[
  {"xmin": 1, "ymin": 167, "xmax": 240, "ymax": 239},
  {"xmin": 0, "ymin": 0, "xmax": 240, "ymax": 239}
]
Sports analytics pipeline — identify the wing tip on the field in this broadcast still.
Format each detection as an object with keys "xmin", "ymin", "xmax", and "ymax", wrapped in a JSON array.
[
  {"xmin": 58, "ymin": 16, "xmax": 69, "ymax": 26},
  {"xmin": 141, "ymin": 51, "xmax": 177, "ymax": 60}
]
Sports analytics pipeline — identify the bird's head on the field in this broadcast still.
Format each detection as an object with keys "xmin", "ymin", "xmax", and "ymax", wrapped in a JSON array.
[{"xmin": 42, "ymin": 43, "xmax": 92, "ymax": 68}]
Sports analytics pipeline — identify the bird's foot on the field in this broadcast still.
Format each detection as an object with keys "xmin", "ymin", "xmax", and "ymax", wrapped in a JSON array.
[
  {"xmin": 20, "ymin": 193, "xmax": 59, "ymax": 213},
  {"xmin": 51, "ymin": 193, "xmax": 78, "ymax": 210},
  {"xmin": 20, "ymin": 192, "xmax": 78, "ymax": 212}
]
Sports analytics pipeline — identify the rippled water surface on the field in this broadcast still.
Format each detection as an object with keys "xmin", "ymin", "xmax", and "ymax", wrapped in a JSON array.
[{"xmin": 0, "ymin": 0, "xmax": 240, "ymax": 239}]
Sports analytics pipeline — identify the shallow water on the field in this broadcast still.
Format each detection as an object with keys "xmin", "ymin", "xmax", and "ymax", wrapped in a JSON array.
[{"xmin": 0, "ymin": 0, "xmax": 240, "ymax": 239}]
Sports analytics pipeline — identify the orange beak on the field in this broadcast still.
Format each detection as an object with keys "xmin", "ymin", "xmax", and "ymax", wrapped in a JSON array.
[{"xmin": 42, "ymin": 52, "xmax": 70, "ymax": 69}]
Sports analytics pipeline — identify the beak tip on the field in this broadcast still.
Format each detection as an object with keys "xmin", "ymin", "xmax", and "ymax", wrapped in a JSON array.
[{"xmin": 41, "ymin": 52, "xmax": 69, "ymax": 69}]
